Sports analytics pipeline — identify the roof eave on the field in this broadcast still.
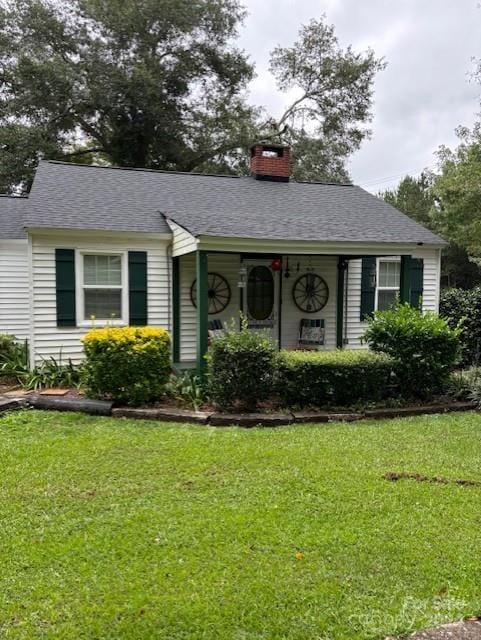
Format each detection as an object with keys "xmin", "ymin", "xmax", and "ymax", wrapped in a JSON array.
[{"xmin": 195, "ymin": 234, "xmax": 446, "ymax": 254}]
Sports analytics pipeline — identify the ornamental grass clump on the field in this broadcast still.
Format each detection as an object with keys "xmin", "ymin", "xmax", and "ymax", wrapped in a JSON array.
[
  {"xmin": 362, "ymin": 302, "xmax": 461, "ymax": 399},
  {"xmin": 206, "ymin": 318, "xmax": 277, "ymax": 411},
  {"xmin": 82, "ymin": 326, "xmax": 171, "ymax": 405}
]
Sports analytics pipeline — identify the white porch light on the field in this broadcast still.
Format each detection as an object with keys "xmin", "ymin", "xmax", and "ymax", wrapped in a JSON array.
[{"xmin": 238, "ymin": 264, "xmax": 247, "ymax": 288}]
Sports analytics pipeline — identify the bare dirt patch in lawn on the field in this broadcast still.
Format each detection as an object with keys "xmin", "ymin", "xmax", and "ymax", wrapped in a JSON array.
[
  {"xmin": 387, "ymin": 618, "xmax": 481, "ymax": 639},
  {"xmin": 384, "ymin": 472, "xmax": 481, "ymax": 488}
]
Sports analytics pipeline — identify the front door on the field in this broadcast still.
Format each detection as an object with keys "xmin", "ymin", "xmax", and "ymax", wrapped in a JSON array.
[{"xmin": 243, "ymin": 259, "xmax": 279, "ymax": 341}]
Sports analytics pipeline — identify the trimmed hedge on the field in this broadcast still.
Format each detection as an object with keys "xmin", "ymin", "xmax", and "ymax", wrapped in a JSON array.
[
  {"xmin": 363, "ymin": 303, "xmax": 460, "ymax": 398},
  {"xmin": 82, "ymin": 326, "xmax": 171, "ymax": 405},
  {"xmin": 276, "ymin": 350, "xmax": 396, "ymax": 408},
  {"xmin": 207, "ymin": 321, "xmax": 277, "ymax": 411},
  {"xmin": 440, "ymin": 287, "xmax": 481, "ymax": 365}
]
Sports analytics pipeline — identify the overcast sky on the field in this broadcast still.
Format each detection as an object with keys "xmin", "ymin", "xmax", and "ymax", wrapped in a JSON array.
[{"xmin": 237, "ymin": 0, "xmax": 481, "ymax": 193}]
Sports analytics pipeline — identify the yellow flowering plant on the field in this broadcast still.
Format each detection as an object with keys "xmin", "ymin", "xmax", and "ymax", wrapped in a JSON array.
[{"xmin": 82, "ymin": 326, "xmax": 171, "ymax": 405}]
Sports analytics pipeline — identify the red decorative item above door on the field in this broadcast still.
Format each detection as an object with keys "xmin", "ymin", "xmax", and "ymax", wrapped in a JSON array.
[{"xmin": 271, "ymin": 258, "xmax": 282, "ymax": 272}]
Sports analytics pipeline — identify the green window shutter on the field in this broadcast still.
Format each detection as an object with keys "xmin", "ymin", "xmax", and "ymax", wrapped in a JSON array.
[
  {"xmin": 55, "ymin": 248, "xmax": 76, "ymax": 327},
  {"xmin": 360, "ymin": 257, "xmax": 376, "ymax": 321},
  {"xmin": 410, "ymin": 258, "xmax": 424, "ymax": 309},
  {"xmin": 129, "ymin": 251, "xmax": 148, "ymax": 325},
  {"xmin": 399, "ymin": 255, "xmax": 411, "ymax": 304}
]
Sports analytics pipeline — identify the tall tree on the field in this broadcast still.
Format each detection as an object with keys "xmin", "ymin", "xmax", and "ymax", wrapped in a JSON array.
[
  {"xmin": 432, "ymin": 125, "xmax": 481, "ymax": 256},
  {"xmin": 0, "ymin": 0, "xmax": 257, "ymax": 191},
  {"xmin": 383, "ymin": 173, "xmax": 434, "ymax": 227},
  {"xmin": 268, "ymin": 18, "xmax": 385, "ymax": 182},
  {"xmin": 430, "ymin": 125, "xmax": 481, "ymax": 288},
  {"xmin": 381, "ymin": 166, "xmax": 481, "ymax": 289},
  {"xmin": 0, "ymin": 5, "xmax": 384, "ymax": 190}
]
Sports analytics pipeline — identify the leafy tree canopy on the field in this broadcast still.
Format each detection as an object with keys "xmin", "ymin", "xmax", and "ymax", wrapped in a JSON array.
[
  {"xmin": 381, "ymin": 141, "xmax": 481, "ymax": 289},
  {"xmin": 268, "ymin": 19, "xmax": 385, "ymax": 183},
  {"xmin": 431, "ymin": 125, "xmax": 481, "ymax": 257},
  {"xmin": 0, "ymin": 0, "xmax": 256, "ymax": 190},
  {"xmin": 0, "ymin": 2, "xmax": 384, "ymax": 191},
  {"xmin": 382, "ymin": 173, "xmax": 434, "ymax": 227}
]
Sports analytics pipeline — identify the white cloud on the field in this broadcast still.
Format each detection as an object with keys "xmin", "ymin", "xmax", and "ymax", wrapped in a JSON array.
[{"xmin": 238, "ymin": 0, "xmax": 481, "ymax": 192}]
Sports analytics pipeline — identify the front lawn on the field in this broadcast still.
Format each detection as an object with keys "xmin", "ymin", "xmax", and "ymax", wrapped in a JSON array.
[{"xmin": 1, "ymin": 410, "xmax": 481, "ymax": 639}]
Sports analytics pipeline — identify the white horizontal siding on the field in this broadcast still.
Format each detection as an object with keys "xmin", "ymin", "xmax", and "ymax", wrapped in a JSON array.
[
  {"xmin": 344, "ymin": 259, "xmax": 364, "ymax": 349},
  {"xmin": 280, "ymin": 256, "xmax": 337, "ymax": 350},
  {"xmin": 170, "ymin": 221, "xmax": 197, "ymax": 257},
  {"xmin": 345, "ymin": 248, "xmax": 441, "ymax": 349},
  {"xmin": 179, "ymin": 254, "xmax": 338, "ymax": 361},
  {"xmin": 0, "ymin": 241, "xmax": 29, "ymax": 341},
  {"xmin": 31, "ymin": 234, "xmax": 170, "ymax": 364},
  {"xmin": 420, "ymin": 248, "xmax": 441, "ymax": 313},
  {"xmin": 180, "ymin": 253, "xmax": 241, "ymax": 362}
]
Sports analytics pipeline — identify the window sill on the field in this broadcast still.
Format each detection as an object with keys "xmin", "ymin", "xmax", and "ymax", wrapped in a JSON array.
[{"xmin": 77, "ymin": 319, "xmax": 128, "ymax": 329}]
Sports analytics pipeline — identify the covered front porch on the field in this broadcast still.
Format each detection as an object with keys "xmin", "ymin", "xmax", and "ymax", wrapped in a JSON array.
[{"xmin": 171, "ymin": 244, "xmax": 421, "ymax": 375}]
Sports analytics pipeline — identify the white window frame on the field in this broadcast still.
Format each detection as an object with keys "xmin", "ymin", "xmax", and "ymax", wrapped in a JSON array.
[
  {"xmin": 75, "ymin": 250, "xmax": 129, "ymax": 327},
  {"xmin": 375, "ymin": 257, "xmax": 400, "ymax": 311}
]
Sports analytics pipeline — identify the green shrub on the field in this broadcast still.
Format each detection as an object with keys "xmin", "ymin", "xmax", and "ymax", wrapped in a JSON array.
[
  {"xmin": 0, "ymin": 338, "xmax": 28, "ymax": 381},
  {"xmin": 82, "ymin": 326, "xmax": 171, "ymax": 405},
  {"xmin": 363, "ymin": 303, "xmax": 460, "ymax": 399},
  {"xmin": 206, "ymin": 320, "xmax": 277, "ymax": 411},
  {"xmin": 0, "ymin": 334, "xmax": 20, "ymax": 361},
  {"xmin": 276, "ymin": 349, "xmax": 396, "ymax": 408},
  {"xmin": 440, "ymin": 287, "xmax": 481, "ymax": 365}
]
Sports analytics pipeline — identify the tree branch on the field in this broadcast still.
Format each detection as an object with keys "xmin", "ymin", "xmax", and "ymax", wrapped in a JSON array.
[
  {"xmin": 60, "ymin": 147, "xmax": 105, "ymax": 159},
  {"xmin": 75, "ymin": 115, "xmax": 108, "ymax": 149},
  {"xmin": 277, "ymin": 91, "xmax": 310, "ymax": 128},
  {"xmin": 182, "ymin": 141, "xmax": 242, "ymax": 171}
]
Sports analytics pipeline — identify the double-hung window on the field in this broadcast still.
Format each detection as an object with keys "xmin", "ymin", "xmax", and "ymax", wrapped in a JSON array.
[
  {"xmin": 80, "ymin": 253, "xmax": 126, "ymax": 323},
  {"xmin": 376, "ymin": 259, "xmax": 400, "ymax": 310}
]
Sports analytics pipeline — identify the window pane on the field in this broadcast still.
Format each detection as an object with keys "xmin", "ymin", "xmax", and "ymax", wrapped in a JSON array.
[
  {"xmin": 84, "ymin": 289, "xmax": 122, "ymax": 319},
  {"xmin": 247, "ymin": 266, "xmax": 274, "ymax": 320},
  {"xmin": 378, "ymin": 261, "xmax": 400, "ymax": 288},
  {"xmin": 84, "ymin": 255, "xmax": 122, "ymax": 286},
  {"xmin": 378, "ymin": 289, "xmax": 397, "ymax": 311}
]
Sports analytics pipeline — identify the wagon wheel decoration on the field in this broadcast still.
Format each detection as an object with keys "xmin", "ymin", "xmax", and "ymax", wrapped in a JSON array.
[
  {"xmin": 190, "ymin": 272, "xmax": 231, "ymax": 315},
  {"xmin": 292, "ymin": 273, "xmax": 329, "ymax": 313}
]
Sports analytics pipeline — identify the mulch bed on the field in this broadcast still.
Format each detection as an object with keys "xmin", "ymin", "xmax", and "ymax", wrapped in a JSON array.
[
  {"xmin": 0, "ymin": 386, "xmax": 477, "ymax": 425},
  {"xmin": 0, "ymin": 381, "xmax": 20, "ymax": 394},
  {"xmin": 0, "ymin": 392, "xmax": 472, "ymax": 425}
]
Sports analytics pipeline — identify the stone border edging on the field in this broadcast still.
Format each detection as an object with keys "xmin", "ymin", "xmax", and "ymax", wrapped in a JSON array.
[
  {"xmin": 0, "ymin": 394, "xmax": 475, "ymax": 426},
  {"xmin": 0, "ymin": 397, "xmax": 26, "ymax": 413},
  {"xmin": 111, "ymin": 406, "xmax": 213, "ymax": 424},
  {"xmin": 112, "ymin": 400, "xmax": 476, "ymax": 426}
]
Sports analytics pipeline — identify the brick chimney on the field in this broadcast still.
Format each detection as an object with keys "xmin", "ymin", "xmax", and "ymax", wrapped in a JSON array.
[{"xmin": 250, "ymin": 142, "xmax": 291, "ymax": 182}]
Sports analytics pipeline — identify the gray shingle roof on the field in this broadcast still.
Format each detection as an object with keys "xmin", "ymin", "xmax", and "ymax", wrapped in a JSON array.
[
  {"xmin": 26, "ymin": 161, "xmax": 445, "ymax": 246},
  {"xmin": 0, "ymin": 195, "xmax": 27, "ymax": 239},
  {"xmin": 27, "ymin": 161, "xmax": 170, "ymax": 234}
]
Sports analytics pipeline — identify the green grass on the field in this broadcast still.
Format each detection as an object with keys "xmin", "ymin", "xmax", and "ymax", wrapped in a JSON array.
[{"xmin": 1, "ymin": 410, "xmax": 481, "ymax": 639}]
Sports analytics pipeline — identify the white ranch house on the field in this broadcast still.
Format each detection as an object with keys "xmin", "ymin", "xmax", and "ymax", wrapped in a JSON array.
[{"xmin": 0, "ymin": 143, "xmax": 445, "ymax": 373}]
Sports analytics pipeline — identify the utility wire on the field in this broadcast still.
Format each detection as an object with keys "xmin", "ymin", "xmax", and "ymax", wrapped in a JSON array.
[{"xmin": 359, "ymin": 167, "xmax": 428, "ymax": 188}]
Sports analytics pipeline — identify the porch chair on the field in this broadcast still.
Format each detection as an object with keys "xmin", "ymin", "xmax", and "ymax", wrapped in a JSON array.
[
  {"xmin": 298, "ymin": 318, "xmax": 325, "ymax": 350},
  {"xmin": 208, "ymin": 319, "xmax": 225, "ymax": 340}
]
